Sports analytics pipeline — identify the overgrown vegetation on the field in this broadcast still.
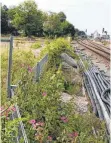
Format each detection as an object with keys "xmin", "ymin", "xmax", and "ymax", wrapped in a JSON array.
[
  {"xmin": 1, "ymin": 0, "xmax": 86, "ymax": 38},
  {"xmin": 1, "ymin": 48, "xmax": 37, "ymax": 103},
  {"xmin": 31, "ymin": 42, "xmax": 41, "ymax": 49},
  {"xmin": 1, "ymin": 38, "xmax": 107, "ymax": 142}
]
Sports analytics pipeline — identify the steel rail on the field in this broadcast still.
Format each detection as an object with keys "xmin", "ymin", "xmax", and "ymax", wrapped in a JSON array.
[
  {"xmin": 85, "ymin": 40, "xmax": 110, "ymax": 54},
  {"xmin": 78, "ymin": 39, "xmax": 109, "ymax": 54},
  {"xmin": 87, "ymin": 39, "xmax": 110, "ymax": 50},
  {"xmin": 77, "ymin": 40, "xmax": 110, "ymax": 60}
]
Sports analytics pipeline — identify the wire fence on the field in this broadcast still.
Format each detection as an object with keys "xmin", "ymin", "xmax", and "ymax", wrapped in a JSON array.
[{"xmin": 1, "ymin": 36, "xmax": 48, "ymax": 142}]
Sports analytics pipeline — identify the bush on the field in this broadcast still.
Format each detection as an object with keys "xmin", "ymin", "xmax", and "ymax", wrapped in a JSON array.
[
  {"xmin": 1, "ymin": 49, "xmax": 36, "ymax": 104},
  {"xmin": 31, "ymin": 42, "xmax": 41, "ymax": 49}
]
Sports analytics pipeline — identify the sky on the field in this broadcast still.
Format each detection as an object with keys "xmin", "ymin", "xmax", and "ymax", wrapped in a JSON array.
[{"xmin": 1, "ymin": 0, "xmax": 111, "ymax": 35}]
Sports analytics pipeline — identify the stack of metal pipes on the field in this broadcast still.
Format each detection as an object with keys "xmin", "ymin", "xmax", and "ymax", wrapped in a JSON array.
[{"xmin": 75, "ymin": 49, "xmax": 110, "ymax": 135}]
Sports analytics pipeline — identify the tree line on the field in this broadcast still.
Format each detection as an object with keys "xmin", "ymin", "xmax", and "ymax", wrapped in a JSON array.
[{"xmin": 1, "ymin": 0, "xmax": 86, "ymax": 38}]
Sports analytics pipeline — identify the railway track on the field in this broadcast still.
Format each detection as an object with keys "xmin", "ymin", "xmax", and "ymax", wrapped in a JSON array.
[
  {"xmin": 86, "ymin": 40, "xmax": 110, "ymax": 54},
  {"xmin": 77, "ymin": 39, "xmax": 110, "ymax": 61},
  {"xmin": 87, "ymin": 40, "xmax": 110, "ymax": 50}
]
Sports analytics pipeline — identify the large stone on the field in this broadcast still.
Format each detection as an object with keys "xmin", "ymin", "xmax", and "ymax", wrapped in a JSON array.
[
  {"xmin": 61, "ymin": 92, "xmax": 72, "ymax": 103},
  {"xmin": 61, "ymin": 62, "xmax": 72, "ymax": 70},
  {"xmin": 71, "ymin": 75, "xmax": 82, "ymax": 85},
  {"xmin": 61, "ymin": 53, "xmax": 77, "ymax": 68}
]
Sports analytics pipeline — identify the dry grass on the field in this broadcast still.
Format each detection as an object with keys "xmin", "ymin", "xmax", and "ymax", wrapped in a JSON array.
[{"xmin": 1, "ymin": 38, "xmax": 45, "ymax": 53}]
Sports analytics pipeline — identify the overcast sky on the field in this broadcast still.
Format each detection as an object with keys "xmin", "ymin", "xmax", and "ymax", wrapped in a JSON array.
[{"xmin": 1, "ymin": 0, "xmax": 111, "ymax": 35}]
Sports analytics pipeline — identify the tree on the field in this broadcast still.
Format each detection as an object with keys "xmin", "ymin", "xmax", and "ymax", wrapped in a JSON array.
[
  {"xmin": 78, "ymin": 31, "xmax": 86, "ymax": 36},
  {"xmin": 9, "ymin": 0, "xmax": 44, "ymax": 36},
  {"xmin": 75, "ymin": 28, "xmax": 79, "ymax": 36},
  {"xmin": 43, "ymin": 12, "xmax": 75, "ymax": 37},
  {"xmin": 43, "ymin": 12, "xmax": 62, "ymax": 37},
  {"xmin": 1, "ymin": 1, "xmax": 76, "ymax": 37},
  {"xmin": 60, "ymin": 21, "xmax": 75, "ymax": 37},
  {"xmin": 1, "ymin": 5, "xmax": 9, "ymax": 34},
  {"xmin": 58, "ymin": 12, "xmax": 66, "ymax": 22}
]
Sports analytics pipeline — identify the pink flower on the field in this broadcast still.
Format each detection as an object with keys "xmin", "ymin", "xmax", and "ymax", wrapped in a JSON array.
[
  {"xmin": 60, "ymin": 116, "xmax": 68, "ymax": 123},
  {"xmin": 29, "ymin": 119, "xmax": 36, "ymax": 124},
  {"xmin": 42, "ymin": 92, "xmax": 47, "ymax": 96},
  {"xmin": 36, "ymin": 122, "xmax": 45, "ymax": 127},
  {"xmin": 10, "ymin": 106, "xmax": 16, "ymax": 112},
  {"xmin": 27, "ymin": 66, "xmax": 32, "ymax": 72},
  {"xmin": 63, "ymin": 118, "xmax": 68, "ymax": 123},
  {"xmin": 73, "ymin": 132, "xmax": 78, "ymax": 137},
  {"xmin": 48, "ymin": 136, "xmax": 52, "ymax": 141},
  {"xmin": 68, "ymin": 132, "xmax": 78, "ymax": 138},
  {"xmin": 60, "ymin": 116, "xmax": 66, "ymax": 120},
  {"xmin": 11, "ymin": 107, "xmax": 16, "ymax": 112},
  {"xmin": 0, "ymin": 106, "xmax": 4, "ymax": 111},
  {"xmin": 8, "ymin": 106, "xmax": 16, "ymax": 112}
]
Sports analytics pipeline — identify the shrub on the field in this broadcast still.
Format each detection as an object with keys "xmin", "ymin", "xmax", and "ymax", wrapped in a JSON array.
[
  {"xmin": 31, "ymin": 42, "xmax": 41, "ymax": 49},
  {"xmin": 1, "ymin": 49, "xmax": 36, "ymax": 104}
]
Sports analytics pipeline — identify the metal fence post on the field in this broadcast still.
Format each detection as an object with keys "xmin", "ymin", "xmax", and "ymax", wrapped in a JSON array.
[
  {"xmin": 36, "ymin": 62, "xmax": 40, "ymax": 82},
  {"xmin": 7, "ymin": 36, "xmax": 13, "ymax": 98}
]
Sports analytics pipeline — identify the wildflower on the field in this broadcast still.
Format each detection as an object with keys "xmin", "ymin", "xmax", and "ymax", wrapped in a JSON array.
[
  {"xmin": 48, "ymin": 136, "xmax": 52, "ymax": 141},
  {"xmin": 0, "ymin": 107, "xmax": 4, "ymax": 116},
  {"xmin": 42, "ymin": 92, "xmax": 47, "ymax": 96},
  {"xmin": 60, "ymin": 116, "xmax": 68, "ymax": 123},
  {"xmin": 68, "ymin": 131, "xmax": 78, "ymax": 138},
  {"xmin": 11, "ymin": 107, "xmax": 16, "ymax": 112},
  {"xmin": 0, "ymin": 106, "xmax": 4, "ymax": 111},
  {"xmin": 29, "ymin": 119, "xmax": 36, "ymax": 124},
  {"xmin": 7, "ymin": 106, "xmax": 16, "ymax": 113},
  {"xmin": 73, "ymin": 132, "xmax": 78, "ymax": 137},
  {"xmin": 9, "ymin": 106, "xmax": 16, "ymax": 112},
  {"xmin": 27, "ymin": 66, "xmax": 32, "ymax": 72}
]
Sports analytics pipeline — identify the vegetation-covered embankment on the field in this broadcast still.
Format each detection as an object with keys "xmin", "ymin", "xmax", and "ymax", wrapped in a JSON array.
[{"xmin": 1, "ymin": 38, "xmax": 107, "ymax": 143}]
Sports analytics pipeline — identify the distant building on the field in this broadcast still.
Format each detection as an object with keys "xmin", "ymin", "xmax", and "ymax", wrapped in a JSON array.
[
  {"xmin": 90, "ymin": 30, "xmax": 110, "ymax": 41},
  {"xmin": 101, "ymin": 34, "xmax": 110, "ymax": 40},
  {"xmin": 92, "ymin": 31, "xmax": 100, "ymax": 39}
]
